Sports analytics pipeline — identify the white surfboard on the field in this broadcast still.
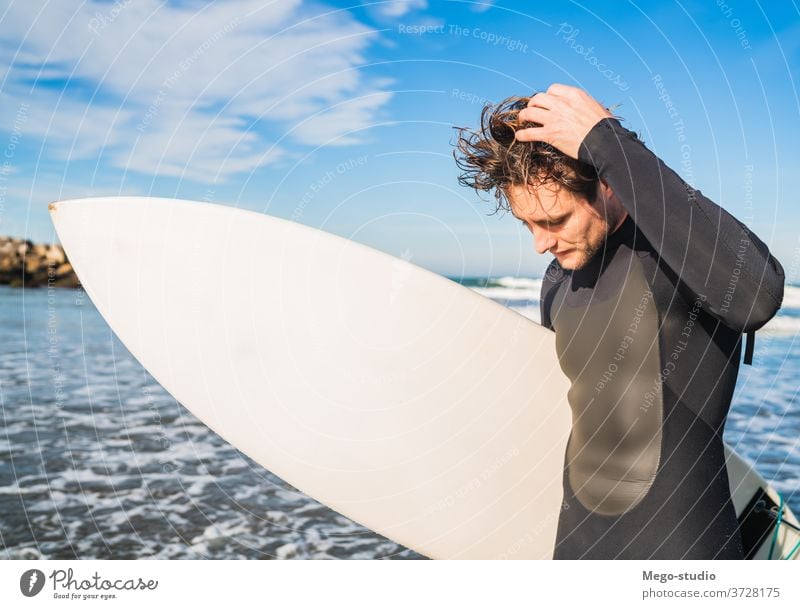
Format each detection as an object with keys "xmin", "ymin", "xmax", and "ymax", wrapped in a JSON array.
[
  {"xmin": 726, "ymin": 447, "xmax": 800, "ymax": 560},
  {"xmin": 49, "ymin": 196, "xmax": 799, "ymax": 559}
]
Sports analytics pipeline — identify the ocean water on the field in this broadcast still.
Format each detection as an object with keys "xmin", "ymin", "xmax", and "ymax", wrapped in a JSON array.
[{"xmin": 1, "ymin": 281, "xmax": 798, "ymax": 559}]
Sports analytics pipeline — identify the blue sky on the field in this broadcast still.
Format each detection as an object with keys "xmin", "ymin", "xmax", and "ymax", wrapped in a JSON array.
[{"xmin": 0, "ymin": 0, "xmax": 798, "ymax": 277}]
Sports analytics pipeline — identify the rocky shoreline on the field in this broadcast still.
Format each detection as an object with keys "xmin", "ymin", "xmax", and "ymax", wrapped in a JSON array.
[{"xmin": 0, "ymin": 236, "xmax": 80, "ymax": 288}]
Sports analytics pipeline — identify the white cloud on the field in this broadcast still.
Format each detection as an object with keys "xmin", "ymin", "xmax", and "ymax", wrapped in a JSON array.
[
  {"xmin": 471, "ymin": 1, "xmax": 496, "ymax": 12},
  {"xmin": 376, "ymin": 0, "xmax": 428, "ymax": 18},
  {"xmin": 0, "ymin": 0, "xmax": 393, "ymax": 183},
  {"xmin": 291, "ymin": 91, "xmax": 394, "ymax": 146}
]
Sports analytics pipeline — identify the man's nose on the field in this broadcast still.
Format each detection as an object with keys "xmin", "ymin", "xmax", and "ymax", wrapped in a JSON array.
[{"xmin": 532, "ymin": 226, "xmax": 556, "ymax": 255}]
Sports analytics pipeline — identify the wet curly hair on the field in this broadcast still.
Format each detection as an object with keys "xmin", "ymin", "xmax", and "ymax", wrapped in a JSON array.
[{"xmin": 453, "ymin": 94, "xmax": 601, "ymax": 215}]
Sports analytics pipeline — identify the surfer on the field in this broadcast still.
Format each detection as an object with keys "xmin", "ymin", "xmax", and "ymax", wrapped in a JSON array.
[{"xmin": 453, "ymin": 84, "xmax": 785, "ymax": 559}]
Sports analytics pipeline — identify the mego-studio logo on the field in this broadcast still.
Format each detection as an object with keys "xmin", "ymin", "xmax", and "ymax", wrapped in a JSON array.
[
  {"xmin": 19, "ymin": 568, "xmax": 158, "ymax": 600},
  {"xmin": 20, "ymin": 569, "xmax": 46, "ymax": 597}
]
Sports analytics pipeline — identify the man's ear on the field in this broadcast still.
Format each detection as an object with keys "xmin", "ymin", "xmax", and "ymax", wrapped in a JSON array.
[
  {"xmin": 595, "ymin": 179, "xmax": 623, "ymax": 209},
  {"xmin": 588, "ymin": 179, "xmax": 609, "ymax": 211},
  {"xmin": 596, "ymin": 179, "xmax": 612, "ymax": 202},
  {"xmin": 596, "ymin": 179, "xmax": 629, "ymax": 228}
]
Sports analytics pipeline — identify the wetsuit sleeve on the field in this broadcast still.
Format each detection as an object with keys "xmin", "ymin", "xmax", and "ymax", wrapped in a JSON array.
[
  {"xmin": 539, "ymin": 258, "xmax": 564, "ymax": 331},
  {"xmin": 577, "ymin": 118, "xmax": 785, "ymax": 333}
]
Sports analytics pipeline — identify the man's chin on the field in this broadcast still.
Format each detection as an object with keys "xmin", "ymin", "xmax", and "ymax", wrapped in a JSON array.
[{"xmin": 553, "ymin": 250, "xmax": 587, "ymax": 270}]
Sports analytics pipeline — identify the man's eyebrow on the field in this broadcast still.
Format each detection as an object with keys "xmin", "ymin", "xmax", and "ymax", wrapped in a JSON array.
[
  {"xmin": 518, "ymin": 213, "xmax": 569, "ymax": 225},
  {"xmin": 537, "ymin": 213, "xmax": 569, "ymax": 223}
]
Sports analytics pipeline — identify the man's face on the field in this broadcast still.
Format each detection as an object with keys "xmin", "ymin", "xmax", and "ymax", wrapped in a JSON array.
[{"xmin": 506, "ymin": 180, "xmax": 627, "ymax": 271}]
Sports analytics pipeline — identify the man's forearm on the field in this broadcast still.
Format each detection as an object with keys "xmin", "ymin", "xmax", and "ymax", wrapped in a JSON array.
[{"xmin": 578, "ymin": 117, "xmax": 785, "ymax": 333}]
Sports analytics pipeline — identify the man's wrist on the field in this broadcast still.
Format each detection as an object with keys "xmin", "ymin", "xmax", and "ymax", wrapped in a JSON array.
[{"xmin": 577, "ymin": 117, "xmax": 631, "ymax": 171}]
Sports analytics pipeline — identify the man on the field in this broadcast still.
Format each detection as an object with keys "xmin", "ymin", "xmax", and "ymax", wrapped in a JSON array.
[{"xmin": 453, "ymin": 84, "xmax": 784, "ymax": 559}]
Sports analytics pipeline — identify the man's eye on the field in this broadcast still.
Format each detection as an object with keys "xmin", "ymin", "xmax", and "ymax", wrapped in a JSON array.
[{"xmin": 521, "ymin": 218, "xmax": 565, "ymax": 229}]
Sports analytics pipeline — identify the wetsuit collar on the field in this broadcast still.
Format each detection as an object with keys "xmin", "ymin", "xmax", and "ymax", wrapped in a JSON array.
[{"xmin": 606, "ymin": 213, "xmax": 635, "ymax": 248}]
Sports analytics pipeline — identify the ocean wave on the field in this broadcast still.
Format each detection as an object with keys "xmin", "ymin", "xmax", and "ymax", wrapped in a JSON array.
[
  {"xmin": 492, "ymin": 276, "xmax": 543, "ymax": 290},
  {"xmin": 473, "ymin": 277, "xmax": 800, "ymax": 335},
  {"xmin": 471, "ymin": 286, "xmax": 541, "ymax": 302},
  {"xmin": 761, "ymin": 316, "xmax": 800, "ymax": 336},
  {"xmin": 781, "ymin": 285, "xmax": 800, "ymax": 309}
]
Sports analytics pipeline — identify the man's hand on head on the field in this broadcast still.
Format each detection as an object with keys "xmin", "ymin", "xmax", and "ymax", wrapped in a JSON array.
[{"xmin": 515, "ymin": 84, "xmax": 614, "ymax": 160}]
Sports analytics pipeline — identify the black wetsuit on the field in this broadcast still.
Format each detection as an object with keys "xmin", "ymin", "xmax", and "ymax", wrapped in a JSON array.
[{"xmin": 540, "ymin": 117, "xmax": 785, "ymax": 559}]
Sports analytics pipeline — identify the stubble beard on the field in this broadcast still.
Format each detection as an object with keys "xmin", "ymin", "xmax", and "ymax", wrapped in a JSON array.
[{"xmin": 560, "ymin": 215, "xmax": 616, "ymax": 271}]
